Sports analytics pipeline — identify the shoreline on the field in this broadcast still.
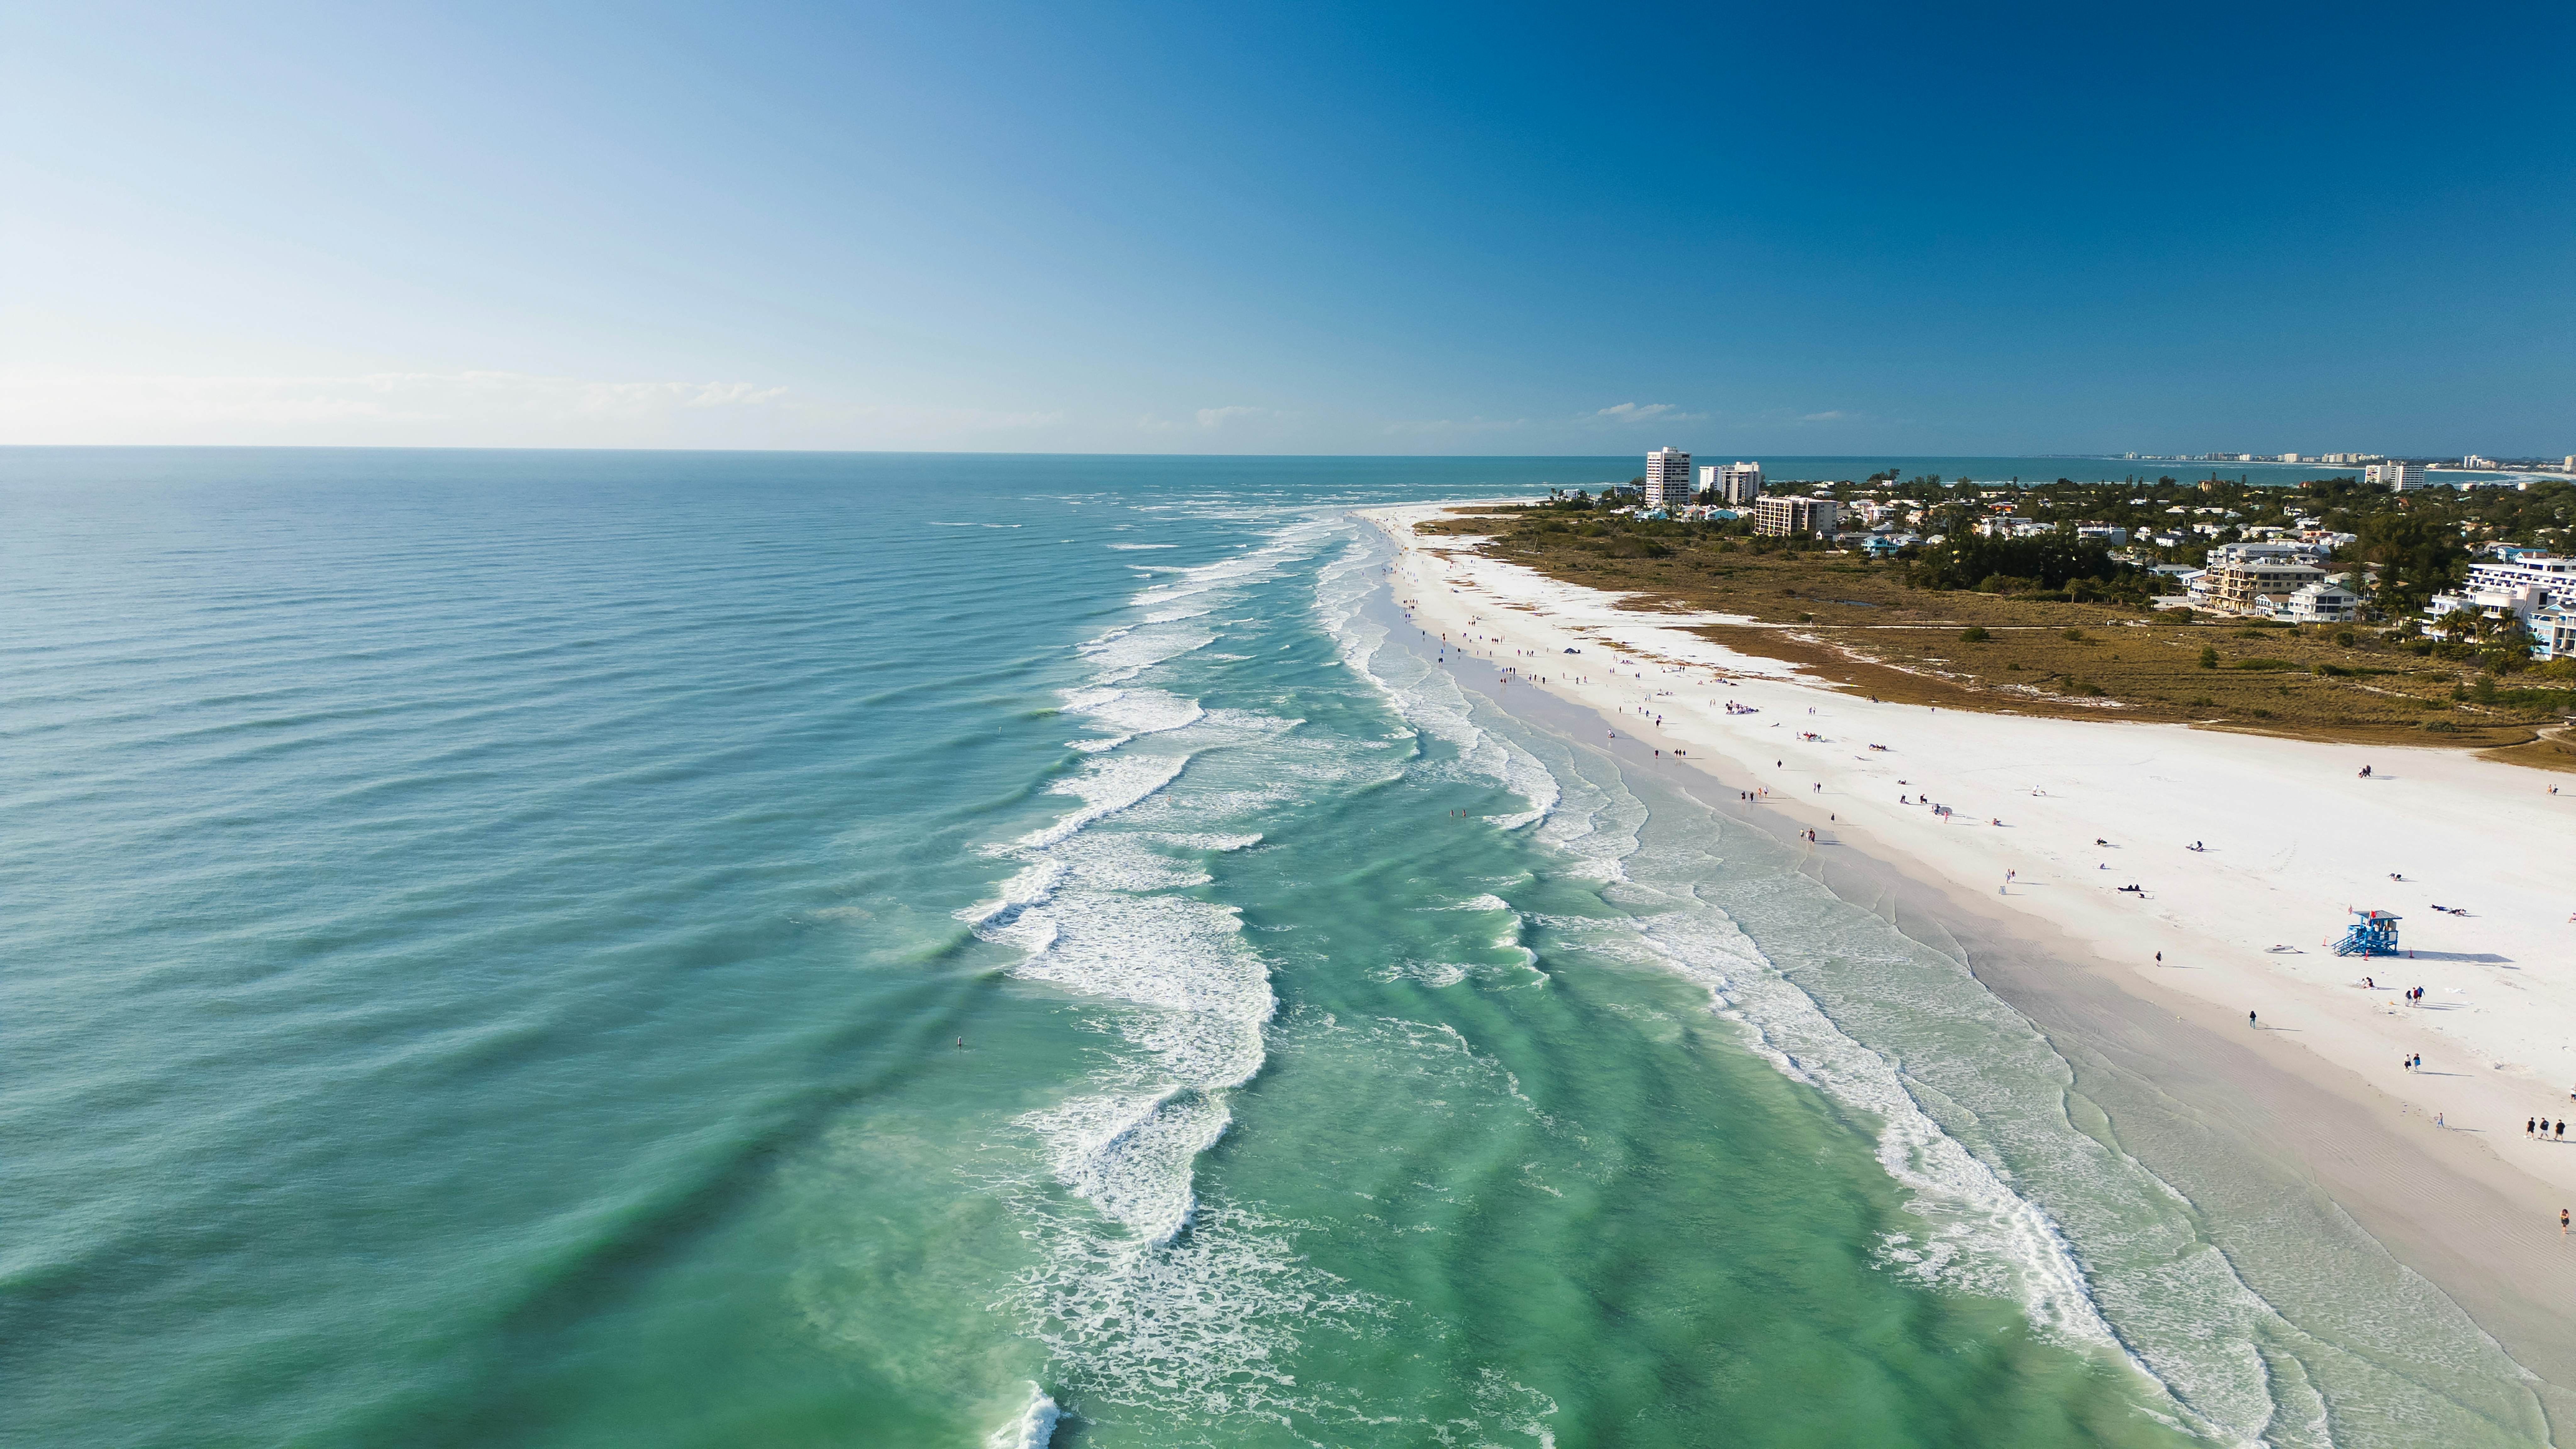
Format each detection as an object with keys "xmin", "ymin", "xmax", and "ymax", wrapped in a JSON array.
[{"xmin": 1364, "ymin": 499, "xmax": 2576, "ymax": 1427}]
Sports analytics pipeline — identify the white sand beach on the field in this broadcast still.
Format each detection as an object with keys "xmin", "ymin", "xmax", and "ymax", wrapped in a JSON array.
[{"xmin": 1367, "ymin": 499, "xmax": 2576, "ymax": 1382}]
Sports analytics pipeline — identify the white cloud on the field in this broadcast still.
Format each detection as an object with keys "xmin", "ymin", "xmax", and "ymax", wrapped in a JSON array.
[
  {"xmin": 1193, "ymin": 405, "xmax": 1274, "ymax": 428},
  {"xmin": 1798, "ymin": 409, "xmax": 1850, "ymax": 423},
  {"xmin": 1380, "ymin": 416, "xmax": 1530, "ymax": 435},
  {"xmin": 0, "ymin": 371, "xmax": 1094, "ymax": 450},
  {"xmin": 1587, "ymin": 401, "xmax": 1704, "ymax": 425},
  {"xmin": 0, "ymin": 369, "xmax": 794, "ymax": 444}
]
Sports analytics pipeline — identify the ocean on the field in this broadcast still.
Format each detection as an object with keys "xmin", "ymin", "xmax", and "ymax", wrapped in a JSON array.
[{"xmin": 0, "ymin": 451, "xmax": 2549, "ymax": 1448}]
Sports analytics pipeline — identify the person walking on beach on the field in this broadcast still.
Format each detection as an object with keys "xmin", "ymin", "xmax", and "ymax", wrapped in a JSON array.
[
  {"xmin": 2560, "ymin": 1208, "xmax": 2567, "ymax": 1235},
  {"xmin": 2531, "ymin": 1117, "xmax": 2539, "ymax": 1138},
  {"xmin": 2248, "ymin": 1010, "xmax": 2257, "ymax": 1028}
]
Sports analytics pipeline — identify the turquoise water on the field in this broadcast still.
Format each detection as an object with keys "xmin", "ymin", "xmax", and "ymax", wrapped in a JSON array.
[{"xmin": 0, "ymin": 451, "xmax": 2549, "ymax": 1447}]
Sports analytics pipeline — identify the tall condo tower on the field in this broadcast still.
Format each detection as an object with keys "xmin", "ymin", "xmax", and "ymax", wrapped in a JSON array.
[
  {"xmin": 1645, "ymin": 448, "xmax": 1692, "ymax": 509},
  {"xmin": 1716, "ymin": 462, "xmax": 1764, "ymax": 506}
]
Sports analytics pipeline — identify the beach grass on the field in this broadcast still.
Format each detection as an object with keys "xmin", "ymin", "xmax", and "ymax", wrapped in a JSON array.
[{"xmin": 1417, "ymin": 507, "xmax": 2572, "ymax": 750}]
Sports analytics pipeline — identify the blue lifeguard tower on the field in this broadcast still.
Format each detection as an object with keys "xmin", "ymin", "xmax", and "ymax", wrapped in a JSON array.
[{"xmin": 2333, "ymin": 909, "xmax": 2401, "ymax": 957}]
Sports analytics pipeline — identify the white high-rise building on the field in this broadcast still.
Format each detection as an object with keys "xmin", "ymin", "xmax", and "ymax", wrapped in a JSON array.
[
  {"xmin": 1714, "ymin": 461, "xmax": 1764, "ymax": 506},
  {"xmin": 1645, "ymin": 447, "xmax": 1692, "ymax": 510},
  {"xmin": 2365, "ymin": 461, "xmax": 2426, "ymax": 489}
]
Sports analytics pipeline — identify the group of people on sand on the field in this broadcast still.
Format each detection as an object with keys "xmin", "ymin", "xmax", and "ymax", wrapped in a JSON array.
[{"xmin": 2533, "ymin": 1117, "xmax": 2567, "ymax": 1142}]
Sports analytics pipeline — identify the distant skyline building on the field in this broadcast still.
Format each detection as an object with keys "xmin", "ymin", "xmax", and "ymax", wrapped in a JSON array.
[
  {"xmin": 1715, "ymin": 461, "xmax": 1764, "ymax": 506},
  {"xmin": 1645, "ymin": 447, "xmax": 1692, "ymax": 510}
]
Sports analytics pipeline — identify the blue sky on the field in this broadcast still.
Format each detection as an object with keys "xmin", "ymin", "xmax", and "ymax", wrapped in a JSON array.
[{"xmin": 3, "ymin": 2, "xmax": 2569, "ymax": 454}]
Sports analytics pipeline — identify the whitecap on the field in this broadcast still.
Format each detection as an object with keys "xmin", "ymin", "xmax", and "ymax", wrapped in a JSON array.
[{"xmin": 984, "ymin": 1383, "xmax": 1061, "ymax": 1449}]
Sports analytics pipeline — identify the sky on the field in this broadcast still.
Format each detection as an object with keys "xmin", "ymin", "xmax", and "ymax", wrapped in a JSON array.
[{"xmin": 3, "ymin": 1, "xmax": 2570, "ymax": 456}]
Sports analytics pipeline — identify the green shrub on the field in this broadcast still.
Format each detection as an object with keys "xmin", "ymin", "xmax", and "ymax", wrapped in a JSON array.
[
  {"xmin": 2232, "ymin": 658, "xmax": 2293, "ymax": 671},
  {"xmin": 2198, "ymin": 646, "xmax": 2219, "ymax": 668},
  {"xmin": 1960, "ymin": 625, "xmax": 1990, "ymax": 641}
]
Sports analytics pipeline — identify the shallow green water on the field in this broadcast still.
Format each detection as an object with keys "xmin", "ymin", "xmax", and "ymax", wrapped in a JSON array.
[{"xmin": 1, "ymin": 451, "xmax": 2548, "ymax": 1447}]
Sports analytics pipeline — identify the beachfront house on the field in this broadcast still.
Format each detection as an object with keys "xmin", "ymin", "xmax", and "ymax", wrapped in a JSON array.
[{"xmin": 2277, "ymin": 580, "xmax": 2361, "ymax": 625}]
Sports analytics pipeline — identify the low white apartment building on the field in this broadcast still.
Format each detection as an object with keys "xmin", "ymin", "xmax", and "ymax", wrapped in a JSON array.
[
  {"xmin": 2427, "ymin": 582, "xmax": 2550, "ymax": 627},
  {"xmin": 1753, "ymin": 494, "xmax": 1839, "ymax": 537},
  {"xmin": 1645, "ymin": 447, "xmax": 1693, "ymax": 510},
  {"xmin": 2364, "ymin": 461, "xmax": 2426, "ymax": 489},
  {"xmin": 2460, "ymin": 554, "xmax": 2576, "ymax": 607},
  {"xmin": 2074, "ymin": 523, "xmax": 2128, "ymax": 545}
]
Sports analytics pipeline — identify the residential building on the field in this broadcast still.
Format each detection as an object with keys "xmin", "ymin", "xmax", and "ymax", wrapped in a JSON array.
[
  {"xmin": 1975, "ymin": 516, "xmax": 2052, "ymax": 539},
  {"xmin": 2534, "ymin": 606, "xmax": 2576, "ymax": 661},
  {"xmin": 2278, "ymin": 453, "xmax": 2302, "ymax": 463},
  {"xmin": 2209, "ymin": 539, "xmax": 2334, "ymax": 566},
  {"xmin": 2459, "ymin": 554, "xmax": 2576, "ymax": 608},
  {"xmin": 1752, "ymin": 494, "xmax": 1840, "ymax": 537},
  {"xmin": 2280, "ymin": 580, "xmax": 2360, "ymax": 624},
  {"xmin": 2204, "ymin": 557, "xmax": 2328, "ymax": 615},
  {"xmin": 1645, "ymin": 448, "xmax": 1693, "ymax": 510},
  {"xmin": 2363, "ymin": 461, "xmax": 2426, "ymax": 489},
  {"xmin": 2463, "ymin": 454, "xmax": 2496, "ymax": 469},
  {"xmin": 2427, "ymin": 583, "xmax": 2551, "ymax": 626},
  {"xmin": 2074, "ymin": 524, "xmax": 2128, "ymax": 545},
  {"xmin": 1714, "ymin": 461, "xmax": 1764, "ymax": 506}
]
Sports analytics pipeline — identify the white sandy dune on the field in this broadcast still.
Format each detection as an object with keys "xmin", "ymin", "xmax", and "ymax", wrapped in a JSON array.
[{"xmin": 1366, "ymin": 502, "xmax": 2576, "ymax": 1218}]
